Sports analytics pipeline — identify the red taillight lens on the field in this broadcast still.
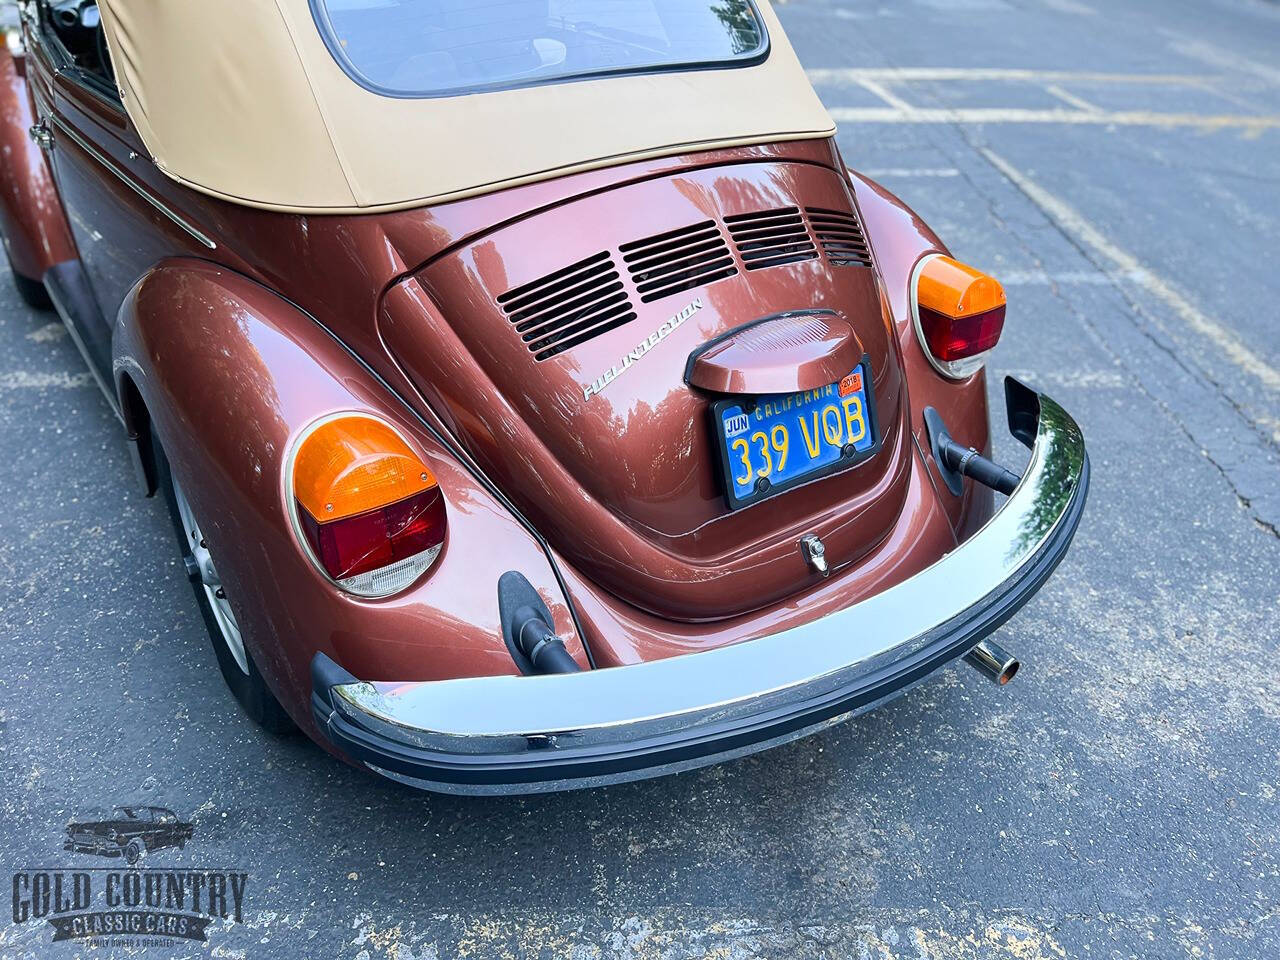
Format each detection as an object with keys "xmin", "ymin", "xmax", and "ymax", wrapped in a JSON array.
[
  {"xmin": 918, "ymin": 303, "xmax": 1006, "ymax": 362},
  {"xmin": 912, "ymin": 255, "xmax": 1007, "ymax": 379},
  {"xmin": 298, "ymin": 487, "xmax": 446, "ymax": 582},
  {"xmin": 289, "ymin": 414, "xmax": 446, "ymax": 597}
]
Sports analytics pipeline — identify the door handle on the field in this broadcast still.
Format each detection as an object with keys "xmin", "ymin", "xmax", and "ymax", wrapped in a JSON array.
[{"xmin": 28, "ymin": 119, "xmax": 53, "ymax": 151}]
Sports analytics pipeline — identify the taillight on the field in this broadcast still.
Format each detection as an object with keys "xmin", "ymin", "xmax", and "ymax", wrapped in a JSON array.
[
  {"xmin": 288, "ymin": 414, "xmax": 446, "ymax": 597},
  {"xmin": 911, "ymin": 254, "xmax": 1007, "ymax": 379}
]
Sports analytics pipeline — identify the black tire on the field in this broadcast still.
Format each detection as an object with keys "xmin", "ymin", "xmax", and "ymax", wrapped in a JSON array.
[
  {"xmin": 152, "ymin": 425, "xmax": 295, "ymax": 734},
  {"xmin": 4, "ymin": 245, "xmax": 52, "ymax": 310},
  {"xmin": 13, "ymin": 271, "xmax": 52, "ymax": 310},
  {"xmin": 124, "ymin": 839, "xmax": 144, "ymax": 866}
]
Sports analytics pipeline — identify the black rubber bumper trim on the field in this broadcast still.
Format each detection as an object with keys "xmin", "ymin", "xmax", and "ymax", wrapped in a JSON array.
[{"xmin": 312, "ymin": 454, "xmax": 1089, "ymax": 789}]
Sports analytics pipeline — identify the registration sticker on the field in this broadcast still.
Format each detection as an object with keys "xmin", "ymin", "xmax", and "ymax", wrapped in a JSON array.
[
  {"xmin": 723, "ymin": 411, "xmax": 751, "ymax": 437},
  {"xmin": 710, "ymin": 357, "xmax": 880, "ymax": 510}
]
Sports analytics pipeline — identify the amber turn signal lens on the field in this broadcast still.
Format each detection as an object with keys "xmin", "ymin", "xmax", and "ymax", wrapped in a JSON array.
[
  {"xmin": 912, "ymin": 255, "xmax": 1007, "ymax": 379},
  {"xmin": 290, "ymin": 415, "xmax": 446, "ymax": 597},
  {"xmin": 293, "ymin": 415, "xmax": 435, "ymax": 522}
]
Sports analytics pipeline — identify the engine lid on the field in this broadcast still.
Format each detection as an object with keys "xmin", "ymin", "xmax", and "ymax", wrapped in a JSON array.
[{"xmin": 380, "ymin": 160, "xmax": 911, "ymax": 620}]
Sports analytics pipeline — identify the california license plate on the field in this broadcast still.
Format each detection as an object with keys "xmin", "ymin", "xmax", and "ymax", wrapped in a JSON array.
[{"xmin": 712, "ymin": 361, "xmax": 880, "ymax": 510}]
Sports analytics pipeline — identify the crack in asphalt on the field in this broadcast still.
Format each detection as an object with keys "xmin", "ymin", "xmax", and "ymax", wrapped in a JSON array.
[
  {"xmin": 963, "ymin": 146, "xmax": 1280, "ymax": 538},
  {"xmin": 843, "ymin": 48, "xmax": 1280, "ymax": 540},
  {"xmin": 887, "ymin": 109, "xmax": 1280, "ymax": 538},
  {"xmin": 881, "ymin": 88, "xmax": 1280, "ymax": 538}
]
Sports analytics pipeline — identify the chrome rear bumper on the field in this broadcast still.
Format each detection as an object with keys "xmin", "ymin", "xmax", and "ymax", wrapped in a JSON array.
[{"xmin": 312, "ymin": 378, "xmax": 1089, "ymax": 795}]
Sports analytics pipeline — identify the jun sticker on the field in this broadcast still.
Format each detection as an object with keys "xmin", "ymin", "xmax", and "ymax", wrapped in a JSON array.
[{"xmin": 723, "ymin": 411, "xmax": 750, "ymax": 437}]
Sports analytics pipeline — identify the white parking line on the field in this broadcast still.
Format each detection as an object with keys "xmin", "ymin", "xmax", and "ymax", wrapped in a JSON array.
[
  {"xmin": 859, "ymin": 167, "xmax": 961, "ymax": 178},
  {"xmin": 1041, "ymin": 0, "xmax": 1097, "ymax": 14},
  {"xmin": 855, "ymin": 77, "xmax": 915, "ymax": 112},
  {"xmin": 1163, "ymin": 35, "xmax": 1280, "ymax": 87},
  {"xmin": 827, "ymin": 107, "xmax": 1280, "ymax": 131},
  {"xmin": 1044, "ymin": 84, "xmax": 1100, "ymax": 112},
  {"xmin": 1005, "ymin": 369, "xmax": 1128, "ymax": 389},
  {"xmin": 0, "ymin": 370, "xmax": 94, "ymax": 389},
  {"xmin": 808, "ymin": 68, "xmax": 1210, "ymax": 85},
  {"xmin": 1000, "ymin": 269, "xmax": 1146, "ymax": 286},
  {"xmin": 980, "ymin": 148, "xmax": 1280, "ymax": 394}
]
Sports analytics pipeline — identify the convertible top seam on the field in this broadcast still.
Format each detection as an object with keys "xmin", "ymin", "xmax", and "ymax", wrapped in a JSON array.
[{"xmin": 269, "ymin": 0, "xmax": 360, "ymax": 207}]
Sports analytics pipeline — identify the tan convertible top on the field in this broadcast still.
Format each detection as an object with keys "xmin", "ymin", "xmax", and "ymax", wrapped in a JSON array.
[{"xmin": 97, "ymin": 0, "xmax": 834, "ymax": 214}]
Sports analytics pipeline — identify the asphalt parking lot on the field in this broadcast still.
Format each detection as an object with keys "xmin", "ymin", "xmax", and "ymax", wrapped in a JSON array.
[{"xmin": 3, "ymin": 0, "xmax": 1280, "ymax": 957}]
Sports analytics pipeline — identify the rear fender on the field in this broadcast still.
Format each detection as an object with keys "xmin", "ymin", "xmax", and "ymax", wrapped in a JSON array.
[
  {"xmin": 112, "ymin": 260, "xmax": 588, "ymax": 737},
  {"xmin": 0, "ymin": 49, "xmax": 75, "ymax": 280},
  {"xmin": 849, "ymin": 170, "xmax": 995, "ymax": 539}
]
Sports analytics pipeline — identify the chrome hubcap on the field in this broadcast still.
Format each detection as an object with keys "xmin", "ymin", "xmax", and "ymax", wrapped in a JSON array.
[{"xmin": 172, "ymin": 477, "xmax": 248, "ymax": 675}]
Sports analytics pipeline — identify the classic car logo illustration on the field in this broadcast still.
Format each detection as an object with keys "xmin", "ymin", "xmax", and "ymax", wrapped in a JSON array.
[
  {"xmin": 10, "ymin": 806, "xmax": 248, "ymax": 948},
  {"xmin": 64, "ymin": 805, "xmax": 194, "ymax": 866},
  {"xmin": 581, "ymin": 297, "xmax": 703, "ymax": 401}
]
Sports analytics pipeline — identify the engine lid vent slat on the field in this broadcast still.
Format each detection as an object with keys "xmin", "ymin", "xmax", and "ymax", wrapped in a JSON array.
[
  {"xmin": 512, "ymin": 280, "xmax": 627, "ymax": 335},
  {"xmin": 806, "ymin": 206, "xmax": 873, "ymax": 268},
  {"xmin": 505, "ymin": 270, "xmax": 622, "ymax": 325},
  {"xmin": 621, "ymin": 220, "xmax": 738, "ymax": 303},
  {"xmin": 496, "ymin": 202, "xmax": 873, "ymax": 362},
  {"xmin": 725, "ymin": 206, "xmax": 818, "ymax": 271},
  {"xmin": 498, "ymin": 251, "xmax": 637, "ymax": 361}
]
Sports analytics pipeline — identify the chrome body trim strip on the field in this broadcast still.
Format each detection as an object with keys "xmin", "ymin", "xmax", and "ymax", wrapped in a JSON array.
[{"xmin": 48, "ymin": 114, "xmax": 217, "ymax": 250}]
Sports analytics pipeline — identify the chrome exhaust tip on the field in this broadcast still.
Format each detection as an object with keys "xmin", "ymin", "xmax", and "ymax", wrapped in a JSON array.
[{"xmin": 965, "ymin": 639, "xmax": 1020, "ymax": 685}]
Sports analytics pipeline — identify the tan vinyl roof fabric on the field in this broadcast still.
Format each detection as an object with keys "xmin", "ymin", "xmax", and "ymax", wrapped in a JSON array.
[{"xmin": 97, "ymin": 0, "xmax": 835, "ymax": 213}]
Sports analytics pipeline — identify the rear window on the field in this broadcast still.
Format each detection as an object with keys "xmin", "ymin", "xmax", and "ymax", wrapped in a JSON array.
[{"xmin": 311, "ymin": 0, "xmax": 769, "ymax": 98}]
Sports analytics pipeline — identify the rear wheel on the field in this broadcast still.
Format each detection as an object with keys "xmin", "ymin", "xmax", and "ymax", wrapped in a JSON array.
[{"xmin": 153, "ymin": 426, "xmax": 295, "ymax": 733}]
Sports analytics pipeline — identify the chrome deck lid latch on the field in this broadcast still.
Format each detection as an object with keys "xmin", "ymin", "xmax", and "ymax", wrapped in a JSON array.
[
  {"xmin": 800, "ymin": 534, "xmax": 829, "ymax": 577},
  {"xmin": 28, "ymin": 119, "xmax": 53, "ymax": 151}
]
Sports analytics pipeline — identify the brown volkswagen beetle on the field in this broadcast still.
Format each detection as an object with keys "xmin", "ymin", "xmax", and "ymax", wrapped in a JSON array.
[{"xmin": 1, "ymin": 0, "xmax": 1087, "ymax": 793}]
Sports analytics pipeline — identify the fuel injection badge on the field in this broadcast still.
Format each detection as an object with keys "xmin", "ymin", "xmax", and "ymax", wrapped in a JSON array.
[{"xmin": 582, "ymin": 297, "xmax": 703, "ymax": 401}]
